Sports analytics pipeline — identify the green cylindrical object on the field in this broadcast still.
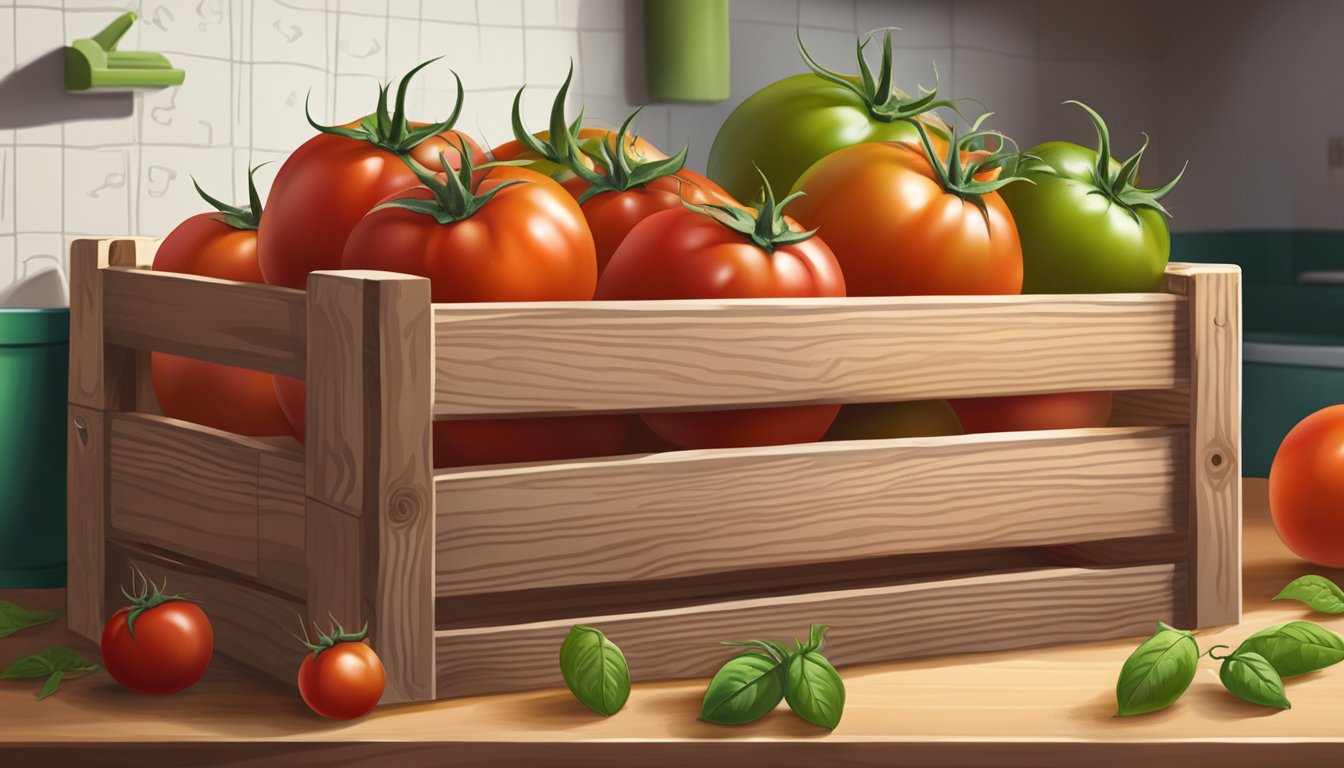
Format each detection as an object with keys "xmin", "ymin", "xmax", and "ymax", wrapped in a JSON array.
[
  {"xmin": 0, "ymin": 308, "xmax": 69, "ymax": 588},
  {"xmin": 645, "ymin": 0, "xmax": 730, "ymax": 101}
]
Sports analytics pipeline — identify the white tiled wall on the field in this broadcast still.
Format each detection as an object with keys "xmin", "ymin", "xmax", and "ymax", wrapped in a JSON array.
[{"xmin": 2, "ymin": 0, "xmax": 1331, "ymax": 293}]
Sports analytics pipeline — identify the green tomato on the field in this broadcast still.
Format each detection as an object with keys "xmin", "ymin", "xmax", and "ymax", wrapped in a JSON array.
[
  {"xmin": 998, "ymin": 103, "xmax": 1185, "ymax": 294},
  {"xmin": 708, "ymin": 31, "xmax": 950, "ymax": 203}
]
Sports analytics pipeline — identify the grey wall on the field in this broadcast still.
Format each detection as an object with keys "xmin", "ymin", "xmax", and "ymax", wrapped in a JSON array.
[{"xmin": 0, "ymin": 0, "xmax": 1339, "ymax": 293}]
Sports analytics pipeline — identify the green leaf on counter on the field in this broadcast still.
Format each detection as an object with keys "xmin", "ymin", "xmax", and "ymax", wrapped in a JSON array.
[
  {"xmin": 558, "ymin": 625, "xmax": 630, "ymax": 717},
  {"xmin": 0, "ymin": 601, "xmax": 63, "ymax": 639},
  {"xmin": 700, "ymin": 650, "xmax": 787, "ymax": 725},
  {"xmin": 1274, "ymin": 575, "xmax": 1344, "ymax": 614},
  {"xmin": 1220, "ymin": 651, "xmax": 1291, "ymax": 709},
  {"xmin": 1, "ymin": 646, "xmax": 99, "ymax": 701},
  {"xmin": 784, "ymin": 647, "xmax": 845, "ymax": 730},
  {"xmin": 1235, "ymin": 621, "xmax": 1344, "ymax": 678},
  {"xmin": 1115, "ymin": 622, "xmax": 1200, "ymax": 716}
]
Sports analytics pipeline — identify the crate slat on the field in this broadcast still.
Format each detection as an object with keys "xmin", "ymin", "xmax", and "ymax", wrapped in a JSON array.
[
  {"xmin": 434, "ymin": 563, "xmax": 1182, "ymax": 698},
  {"xmin": 101, "ymin": 267, "xmax": 306, "ymax": 379},
  {"xmin": 435, "ymin": 426, "xmax": 1187, "ymax": 597},
  {"xmin": 432, "ymin": 294, "xmax": 1189, "ymax": 416}
]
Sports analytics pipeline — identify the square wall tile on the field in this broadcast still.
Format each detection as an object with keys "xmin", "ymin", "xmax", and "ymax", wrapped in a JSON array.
[
  {"xmin": 0, "ymin": 7, "xmax": 15, "ymax": 77},
  {"xmin": 250, "ymin": 63, "xmax": 329, "ymax": 152},
  {"xmin": 137, "ymin": 0, "xmax": 232, "ymax": 61},
  {"xmin": 0, "ymin": 236, "xmax": 14, "ymax": 291},
  {"xmin": 340, "ymin": 0, "xmax": 390, "ymax": 16},
  {"xmin": 525, "ymin": 28, "xmax": 581, "ymax": 86},
  {"xmin": 950, "ymin": 48, "xmax": 1037, "ymax": 146},
  {"xmin": 573, "ymin": 0, "xmax": 625, "ymax": 31},
  {"xmin": 387, "ymin": 17, "xmax": 425, "ymax": 77},
  {"xmin": 62, "ymin": 112, "xmax": 136, "ymax": 148},
  {"xmin": 952, "ymin": 0, "xmax": 1037, "ymax": 57},
  {"xmin": 578, "ymin": 29, "xmax": 625, "ymax": 98},
  {"xmin": 0, "ymin": 147, "xmax": 11, "ymax": 234},
  {"xmin": 64, "ymin": 148, "xmax": 131, "ymax": 236},
  {"xmin": 668, "ymin": 100, "xmax": 736, "ymax": 173},
  {"xmin": 15, "ymin": 147, "xmax": 62, "ymax": 233},
  {"xmin": 461, "ymin": 88, "xmax": 518, "ymax": 149},
  {"xmin": 477, "ymin": 26, "xmax": 527, "ymax": 90},
  {"xmin": 141, "ymin": 56, "xmax": 233, "ymax": 147},
  {"xmin": 137, "ymin": 146, "xmax": 233, "ymax": 237},
  {"xmin": 233, "ymin": 148, "xmax": 290, "ymax": 203},
  {"xmin": 555, "ymin": 0, "xmax": 585, "ymax": 28},
  {"xmin": 334, "ymin": 75, "xmax": 383, "ymax": 122},
  {"xmin": 337, "ymin": 13, "xmax": 389, "ymax": 79},
  {"xmin": 479, "ymin": 0, "xmax": 523, "ymax": 26},
  {"xmin": 15, "ymin": 234, "xmax": 64, "ymax": 285},
  {"xmin": 892, "ymin": 46, "xmax": 952, "ymax": 98},
  {"xmin": 424, "ymin": 0, "xmax": 477, "ymax": 24},
  {"xmin": 251, "ymin": 0, "xmax": 330, "ymax": 68},
  {"xmin": 523, "ymin": 0, "xmax": 559, "ymax": 26},
  {"xmin": 420, "ymin": 21, "xmax": 480, "ymax": 90},
  {"xmin": 14, "ymin": 8, "xmax": 63, "ymax": 68},
  {"xmin": 387, "ymin": 0, "xmax": 422, "ymax": 20},
  {"xmin": 734, "ymin": 0, "xmax": 800, "ymax": 24},
  {"xmin": 800, "ymin": 0, "xmax": 856, "ymax": 32},
  {"xmin": 856, "ymin": 0, "xmax": 952, "ymax": 47}
]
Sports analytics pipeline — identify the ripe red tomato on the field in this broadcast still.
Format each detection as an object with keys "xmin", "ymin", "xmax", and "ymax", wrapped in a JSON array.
[
  {"xmin": 1270, "ymin": 405, "xmax": 1344, "ymax": 567},
  {"xmin": 949, "ymin": 391, "xmax": 1114, "ymax": 433},
  {"xmin": 596, "ymin": 185, "xmax": 846, "ymax": 449},
  {"xmin": 297, "ymin": 623, "xmax": 385, "ymax": 720},
  {"xmin": 151, "ymin": 168, "xmax": 293, "ymax": 437},
  {"xmin": 101, "ymin": 576, "xmax": 213, "ymax": 695},
  {"xmin": 788, "ymin": 137, "xmax": 1023, "ymax": 296},
  {"xmin": 258, "ymin": 62, "xmax": 486, "ymax": 289}
]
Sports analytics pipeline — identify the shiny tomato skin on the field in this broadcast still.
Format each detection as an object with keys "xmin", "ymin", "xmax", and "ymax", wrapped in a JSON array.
[
  {"xmin": 583, "ymin": 174, "xmax": 731, "ymax": 275},
  {"xmin": 101, "ymin": 602, "xmax": 213, "ymax": 695},
  {"xmin": 597, "ymin": 206, "xmax": 845, "ymax": 449},
  {"xmin": 949, "ymin": 391, "xmax": 1114, "ymax": 433},
  {"xmin": 151, "ymin": 212, "xmax": 293, "ymax": 437},
  {"xmin": 788, "ymin": 141, "xmax": 1023, "ymax": 296},
  {"xmin": 297, "ymin": 642, "xmax": 386, "ymax": 720},
  {"xmin": 1269, "ymin": 405, "xmax": 1344, "ymax": 567},
  {"xmin": 258, "ymin": 127, "xmax": 485, "ymax": 289}
]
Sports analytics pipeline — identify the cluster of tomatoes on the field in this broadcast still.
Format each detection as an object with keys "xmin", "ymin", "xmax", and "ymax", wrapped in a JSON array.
[
  {"xmin": 100, "ymin": 570, "xmax": 384, "ymax": 719},
  {"xmin": 151, "ymin": 33, "xmax": 1186, "ymax": 465}
]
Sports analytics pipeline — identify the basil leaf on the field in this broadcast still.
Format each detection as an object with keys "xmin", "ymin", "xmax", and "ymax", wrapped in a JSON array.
[
  {"xmin": 1274, "ymin": 575, "xmax": 1344, "ymax": 614},
  {"xmin": 1235, "ymin": 621, "xmax": 1344, "ymax": 678},
  {"xmin": 1, "ymin": 646, "xmax": 100, "ymax": 680},
  {"xmin": 785, "ymin": 650, "xmax": 846, "ymax": 730},
  {"xmin": 558, "ymin": 625, "xmax": 630, "ymax": 717},
  {"xmin": 0, "ymin": 601, "xmax": 63, "ymax": 639},
  {"xmin": 1114, "ymin": 623, "xmax": 1199, "ymax": 716},
  {"xmin": 36, "ymin": 671, "xmax": 63, "ymax": 701},
  {"xmin": 700, "ymin": 651, "xmax": 786, "ymax": 725},
  {"xmin": 1220, "ymin": 651, "xmax": 1291, "ymax": 709}
]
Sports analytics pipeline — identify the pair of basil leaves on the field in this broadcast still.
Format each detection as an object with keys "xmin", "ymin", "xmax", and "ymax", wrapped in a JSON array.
[
  {"xmin": 558, "ymin": 623, "xmax": 846, "ymax": 730},
  {"xmin": 1116, "ymin": 575, "xmax": 1344, "ymax": 716}
]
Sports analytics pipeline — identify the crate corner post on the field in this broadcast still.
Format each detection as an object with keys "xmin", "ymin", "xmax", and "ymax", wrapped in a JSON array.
[
  {"xmin": 1166, "ymin": 262, "xmax": 1243, "ymax": 628},
  {"xmin": 304, "ymin": 269, "xmax": 436, "ymax": 704}
]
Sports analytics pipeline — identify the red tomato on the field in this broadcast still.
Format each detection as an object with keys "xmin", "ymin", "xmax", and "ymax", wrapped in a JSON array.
[
  {"xmin": 788, "ymin": 139, "xmax": 1023, "ymax": 296},
  {"xmin": 258, "ymin": 62, "xmax": 486, "ymax": 289},
  {"xmin": 949, "ymin": 391, "xmax": 1114, "ymax": 433},
  {"xmin": 1270, "ymin": 405, "xmax": 1344, "ymax": 567},
  {"xmin": 596, "ymin": 195, "xmax": 846, "ymax": 450},
  {"xmin": 151, "ymin": 170, "xmax": 293, "ymax": 437},
  {"xmin": 296, "ymin": 625, "xmax": 386, "ymax": 720},
  {"xmin": 101, "ymin": 577, "xmax": 213, "ymax": 695}
]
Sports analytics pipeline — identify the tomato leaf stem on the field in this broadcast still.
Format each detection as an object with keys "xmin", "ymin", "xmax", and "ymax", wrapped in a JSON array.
[
  {"xmin": 798, "ymin": 28, "xmax": 955, "ymax": 126},
  {"xmin": 304, "ymin": 58, "xmax": 462, "ymax": 156},
  {"xmin": 1065, "ymin": 100, "xmax": 1186, "ymax": 218},
  {"xmin": 683, "ymin": 166, "xmax": 817, "ymax": 253}
]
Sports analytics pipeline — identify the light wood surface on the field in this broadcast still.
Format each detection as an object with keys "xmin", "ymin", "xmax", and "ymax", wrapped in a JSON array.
[
  {"xmin": 256, "ymin": 449, "xmax": 307, "ymax": 596},
  {"xmin": 436, "ymin": 426, "xmax": 1186, "ymax": 596},
  {"xmin": 100, "ymin": 266, "xmax": 307, "ymax": 379},
  {"xmin": 1172, "ymin": 265, "xmax": 1243, "ymax": 627},
  {"xmin": 5, "ymin": 480, "xmax": 1343, "ymax": 765},
  {"xmin": 431, "ymin": 292, "xmax": 1189, "ymax": 416}
]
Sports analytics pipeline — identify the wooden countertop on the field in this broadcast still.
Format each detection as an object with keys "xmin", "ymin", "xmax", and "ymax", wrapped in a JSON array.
[{"xmin": 2, "ymin": 478, "xmax": 1342, "ymax": 767}]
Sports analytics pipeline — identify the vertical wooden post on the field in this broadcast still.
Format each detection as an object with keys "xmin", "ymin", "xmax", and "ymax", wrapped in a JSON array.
[
  {"xmin": 305, "ymin": 270, "xmax": 435, "ymax": 703},
  {"xmin": 66, "ymin": 237, "xmax": 155, "ymax": 640},
  {"xmin": 1165, "ymin": 263, "xmax": 1242, "ymax": 627}
]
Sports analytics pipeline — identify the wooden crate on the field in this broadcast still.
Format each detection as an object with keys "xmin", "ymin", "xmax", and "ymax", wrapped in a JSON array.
[{"xmin": 66, "ymin": 237, "xmax": 1242, "ymax": 704}]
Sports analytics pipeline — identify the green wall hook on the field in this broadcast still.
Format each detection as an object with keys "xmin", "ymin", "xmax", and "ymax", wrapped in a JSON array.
[{"xmin": 65, "ymin": 11, "xmax": 186, "ymax": 92}]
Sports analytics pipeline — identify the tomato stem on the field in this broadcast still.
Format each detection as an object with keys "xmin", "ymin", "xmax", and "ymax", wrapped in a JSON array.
[
  {"xmin": 303, "ymin": 58, "xmax": 463, "ymax": 156},
  {"xmin": 683, "ymin": 166, "xmax": 816, "ymax": 253},
  {"xmin": 375, "ymin": 143, "xmax": 530, "ymax": 224},
  {"xmin": 511, "ymin": 63, "xmax": 587, "ymax": 166},
  {"xmin": 798, "ymin": 28, "xmax": 955, "ymax": 127},
  {"xmin": 566, "ymin": 107, "xmax": 689, "ymax": 204},
  {"xmin": 903, "ymin": 114, "xmax": 1033, "ymax": 205},
  {"xmin": 297, "ymin": 615, "xmax": 371, "ymax": 660},
  {"xmin": 119, "ymin": 566, "xmax": 197, "ymax": 642},
  {"xmin": 1063, "ymin": 100, "xmax": 1186, "ymax": 218},
  {"xmin": 191, "ymin": 163, "xmax": 270, "ymax": 230}
]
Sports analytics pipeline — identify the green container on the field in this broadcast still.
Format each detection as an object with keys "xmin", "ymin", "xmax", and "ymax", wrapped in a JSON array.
[
  {"xmin": 645, "ymin": 0, "xmax": 730, "ymax": 101},
  {"xmin": 0, "ymin": 308, "xmax": 69, "ymax": 587}
]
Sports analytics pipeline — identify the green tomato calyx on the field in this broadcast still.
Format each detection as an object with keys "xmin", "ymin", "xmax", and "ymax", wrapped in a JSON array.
[
  {"xmin": 297, "ymin": 615, "xmax": 370, "ymax": 661},
  {"xmin": 684, "ymin": 166, "xmax": 817, "ymax": 254},
  {"xmin": 799, "ymin": 28, "xmax": 954, "ymax": 124},
  {"xmin": 306, "ymin": 58, "xmax": 463, "ymax": 155},
  {"xmin": 375, "ymin": 143, "xmax": 530, "ymax": 224},
  {"xmin": 193, "ymin": 162, "xmax": 270, "ymax": 230},
  {"xmin": 1068, "ymin": 100, "xmax": 1186, "ymax": 218},
  {"xmin": 906, "ymin": 114, "xmax": 1033, "ymax": 204},
  {"xmin": 511, "ymin": 62, "xmax": 588, "ymax": 166},
  {"xmin": 567, "ymin": 106, "xmax": 689, "ymax": 204},
  {"xmin": 119, "ymin": 566, "xmax": 196, "ymax": 642}
]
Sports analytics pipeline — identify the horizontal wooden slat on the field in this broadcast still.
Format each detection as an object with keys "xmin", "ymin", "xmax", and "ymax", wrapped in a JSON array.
[
  {"xmin": 435, "ymin": 426, "xmax": 1186, "ymax": 597},
  {"xmin": 102, "ymin": 266, "xmax": 306, "ymax": 378},
  {"xmin": 435, "ymin": 563, "xmax": 1181, "ymax": 698},
  {"xmin": 107, "ymin": 413, "xmax": 304, "ymax": 585},
  {"xmin": 107, "ymin": 542, "xmax": 304, "ymax": 684},
  {"xmin": 432, "ymin": 293, "xmax": 1188, "ymax": 416}
]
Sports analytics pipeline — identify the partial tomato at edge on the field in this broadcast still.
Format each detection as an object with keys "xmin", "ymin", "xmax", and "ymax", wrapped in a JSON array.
[
  {"xmin": 949, "ymin": 391, "xmax": 1114, "ymax": 434},
  {"xmin": 1269, "ymin": 405, "xmax": 1344, "ymax": 568}
]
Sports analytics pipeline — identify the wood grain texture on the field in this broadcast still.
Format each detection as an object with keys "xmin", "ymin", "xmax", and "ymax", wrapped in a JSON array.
[
  {"xmin": 107, "ymin": 413, "xmax": 262, "ymax": 578},
  {"xmin": 65, "ymin": 405, "xmax": 106, "ymax": 641},
  {"xmin": 68, "ymin": 239, "xmax": 136, "ymax": 409},
  {"xmin": 435, "ymin": 426, "xmax": 1186, "ymax": 596},
  {"xmin": 101, "ymin": 266, "xmax": 306, "ymax": 379},
  {"xmin": 432, "ymin": 293, "xmax": 1189, "ymax": 416},
  {"xmin": 106, "ymin": 543, "xmax": 303, "ymax": 684},
  {"xmin": 1110, "ymin": 388, "xmax": 1191, "ymax": 426},
  {"xmin": 435, "ymin": 563, "xmax": 1180, "ymax": 698},
  {"xmin": 305, "ymin": 498, "xmax": 363, "ymax": 632},
  {"xmin": 305, "ymin": 272, "xmax": 436, "ymax": 704},
  {"xmin": 1170, "ymin": 264, "xmax": 1243, "ymax": 627},
  {"xmin": 257, "ymin": 449, "xmax": 306, "ymax": 597}
]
